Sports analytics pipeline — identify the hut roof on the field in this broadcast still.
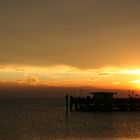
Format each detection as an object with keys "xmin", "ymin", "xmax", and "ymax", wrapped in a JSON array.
[{"xmin": 89, "ymin": 92, "xmax": 117, "ymax": 95}]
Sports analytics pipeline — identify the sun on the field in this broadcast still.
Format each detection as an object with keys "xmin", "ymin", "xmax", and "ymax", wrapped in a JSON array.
[{"xmin": 130, "ymin": 80, "xmax": 140, "ymax": 89}]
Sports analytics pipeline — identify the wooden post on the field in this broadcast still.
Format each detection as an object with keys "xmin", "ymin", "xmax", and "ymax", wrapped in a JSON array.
[
  {"xmin": 70, "ymin": 96, "xmax": 73, "ymax": 111},
  {"xmin": 66, "ymin": 94, "xmax": 69, "ymax": 117}
]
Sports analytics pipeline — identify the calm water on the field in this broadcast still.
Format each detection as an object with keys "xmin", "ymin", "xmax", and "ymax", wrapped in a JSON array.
[{"xmin": 0, "ymin": 98, "xmax": 140, "ymax": 140}]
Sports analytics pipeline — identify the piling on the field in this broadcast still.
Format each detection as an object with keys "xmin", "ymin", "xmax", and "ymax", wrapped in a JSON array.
[{"xmin": 66, "ymin": 95, "xmax": 69, "ymax": 117}]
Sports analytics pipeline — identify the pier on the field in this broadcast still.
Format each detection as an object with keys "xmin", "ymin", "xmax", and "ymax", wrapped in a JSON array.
[{"xmin": 66, "ymin": 92, "xmax": 140, "ymax": 112}]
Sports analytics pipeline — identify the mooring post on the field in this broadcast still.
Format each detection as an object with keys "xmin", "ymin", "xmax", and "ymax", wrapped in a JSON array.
[
  {"xmin": 66, "ymin": 94, "xmax": 69, "ymax": 117},
  {"xmin": 70, "ymin": 96, "xmax": 73, "ymax": 111}
]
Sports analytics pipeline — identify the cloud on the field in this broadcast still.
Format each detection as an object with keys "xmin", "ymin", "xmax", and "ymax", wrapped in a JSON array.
[
  {"xmin": 14, "ymin": 68, "xmax": 25, "ymax": 72},
  {"xmin": 98, "ymin": 73, "xmax": 112, "ymax": 77},
  {"xmin": 0, "ymin": 74, "xmax": 41, "ymax": 86},
  {"xmin": 113, "ymin": 82, "xmax": 121, "ymax": 85},
  {"xmin": 0, "ymin": 0, "xmax": 140, "ymax": 69},
  {"xmin": 26, "ymin": 76, "xmax": 39, "ymax": 84},
  {"xmin": 15, "ymin": 76, "xmax": 40, "ymax": 85}
]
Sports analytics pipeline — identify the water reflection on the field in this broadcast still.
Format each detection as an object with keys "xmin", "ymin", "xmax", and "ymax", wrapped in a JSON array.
[{"xmin": 0, "ymin": 98, "xmax": 140, "ymax": 140}]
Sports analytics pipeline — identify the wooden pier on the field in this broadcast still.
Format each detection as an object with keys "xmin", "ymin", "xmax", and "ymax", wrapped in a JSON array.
[{"xmin": 66, "ymin": 92, "xmax": 140, "ymax": 112}]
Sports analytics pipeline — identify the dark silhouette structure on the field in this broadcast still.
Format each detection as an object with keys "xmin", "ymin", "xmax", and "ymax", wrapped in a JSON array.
[
  {"xmin": 68, "ymin": 92, "xmax": 140, "ymax": 112},
  {"xmin": 65, "ymin": 94, "xmax": 69, "ymax": 117},
  {"xmin": 90, "ymin": 92, "xmax": 117, "ymax": 99}
]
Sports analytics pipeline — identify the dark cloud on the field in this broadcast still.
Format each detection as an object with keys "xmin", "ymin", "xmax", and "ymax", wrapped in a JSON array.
[
  {"xmin": 0, "ymin": 0, "xmax": 140, "ymax": 68},
  {"xmin": 98, "ymin": 73, "xmax": 112, "ymax": 76}
]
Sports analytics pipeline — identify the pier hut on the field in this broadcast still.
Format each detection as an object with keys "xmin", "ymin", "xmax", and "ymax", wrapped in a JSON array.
[
  {"xmin": 88, "ymin": 92, "xmax": 117, "ymax": 111},
  {"xmin": 89, "ymin": 92, "xmax": 117, "ymax": 99}
]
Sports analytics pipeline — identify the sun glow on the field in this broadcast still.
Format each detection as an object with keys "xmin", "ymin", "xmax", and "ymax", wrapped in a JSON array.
[
  {"xmin": 120, "ymin": 70, "xmax": 140, "ymax": 75},
  {"xmin": 130, "ymin": 80, "xmax": 140, "ymax": 89}
]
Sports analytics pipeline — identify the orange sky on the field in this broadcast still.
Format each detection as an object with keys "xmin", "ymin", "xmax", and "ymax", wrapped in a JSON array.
[
  {"xmin": 0, "ymin": 0, "xmax": 140, "ymax": 91},
  {"xmin": 0, "ymin": 65, "xmax": 140, "ymax": 90}
]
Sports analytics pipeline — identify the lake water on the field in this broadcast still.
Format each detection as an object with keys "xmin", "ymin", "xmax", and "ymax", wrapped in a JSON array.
[{"xmin": 0, "ymin": 98, "xmax": 140, "ymax": 140}]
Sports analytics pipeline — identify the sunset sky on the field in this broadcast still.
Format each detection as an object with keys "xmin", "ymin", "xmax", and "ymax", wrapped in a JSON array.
[{"xmin": 0, "ymin": 0, "xmax": 140, "ymax": 90}]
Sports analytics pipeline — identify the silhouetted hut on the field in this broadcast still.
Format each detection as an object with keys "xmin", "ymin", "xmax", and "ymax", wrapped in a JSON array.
[{"xmin": 89, "ymin": 92, "xmax": 117, "ymax": 99}]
